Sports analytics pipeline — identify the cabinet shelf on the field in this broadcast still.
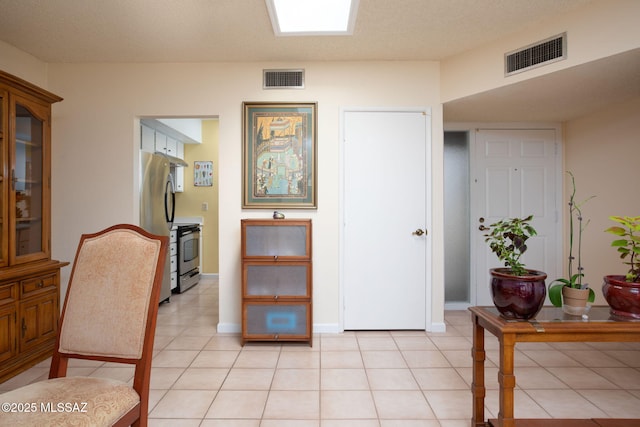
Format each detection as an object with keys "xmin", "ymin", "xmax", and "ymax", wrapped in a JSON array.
[{"xmin": 241, "ymin": 219, "xmax": 312, "ymax": 346}]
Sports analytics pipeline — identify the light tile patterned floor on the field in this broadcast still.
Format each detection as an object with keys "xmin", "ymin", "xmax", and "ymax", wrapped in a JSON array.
[{"xmin": 2, "ymin": 278, "xmax": 640, "ymax": 426}]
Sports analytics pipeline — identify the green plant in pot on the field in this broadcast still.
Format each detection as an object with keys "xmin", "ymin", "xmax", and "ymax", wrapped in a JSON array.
[
  {"xmin": 484, "ymin": 214, "xmax": 547, "ymax": 320},
  {"xmin": 603, "ymin": 215, "xmax": 640, "ymax": 319},
  {"xmin": 548, "ymin": 172, "xmax": 596, "ymax": 315}
]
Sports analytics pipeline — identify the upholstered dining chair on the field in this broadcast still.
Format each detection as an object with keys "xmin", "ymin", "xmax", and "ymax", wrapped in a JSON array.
[{"xmin": 0, "ymin": 224, "xmax": 168, "ymax": 427}]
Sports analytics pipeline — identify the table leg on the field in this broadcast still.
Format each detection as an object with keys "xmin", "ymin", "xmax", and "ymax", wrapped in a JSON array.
[
  {"xmin": 472, "ymin": 314, "xmax": 486, "ymax": 427},
  {"xmin": 498, "ymin": 334, "xmax": 516, "ymax": 427}
]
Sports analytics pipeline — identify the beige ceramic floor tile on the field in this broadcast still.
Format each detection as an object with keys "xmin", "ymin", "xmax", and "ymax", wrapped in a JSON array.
[
  {"xmin": 412, "ymin": 367, "xmax": 468, "ymax": 390},
  {"xmin": 525, "ymin": 389, "xmax": 608, "ymax": 418},
  {"xmin": 402, "ymin": 350, "xmax": 451, "ymax": 368},
  {"xmin": 357, "ymin": 336, "xmax": 398, "ymax": 351},
  {"xmin": 321, "ymin": 336, "xmax": 360, "ymax": 351},
  {"xmin": 190, "ymin": 350, "xmax": 239, "ymax": 368},
  {"xmin": 221, "ymin": 368, "xmax": 274, "ymax": 390},
  {"xmin": 423, "ymin": 390, "xmax": 472, "ymax": 419},
  {"xmin": 263, "ymin": 390, "xmax": 320, "ymax": 419},
  {"xmin": 165, "ymin": 335, "xmax": 211, "ymax": 350},
  {"xmin": 233, "ymin": 350, "xmax": 280, "ymax": 368},
  {"xmin": 321, "ymin": 368, "xmax": 369, "ymax": 390},
  {"xmin": 361, "ymin": 350, "xmax": 407, "ymax": 368},
  {"xmin": 151, "ymin": 349, "xmax": 199, "ymax": 367},
  {"xmin": 592, "ymin": 366, "xmax": 640, "ymax": 389},
  {"xmin": 321, "ymin": 351, "xmax": 364, "ymax": 368},
  {"xmin": 547, "ymin": 367, "xmax": 619, "ymax": 389},
  {"xmin": 394, "ymin": 336, "xmax": 438, "ymax": 351},
  {"xmin": 321, "ymin": 390, "xmax": 377, "ymax": 419},
  {"xmin": 373, "ymin": 390, "xmax": 436, "ymax": 419},
  {"xmin": 578, "ymin": 389, "xmax": 640, "ymax": 418},
  {"xmin": 366, "ymin": 368, "xmax": 419, "ymax": 390},
  {"xmin": 171, "ymin": 367, "xmax": 229, "ymax": 390},
  {"xmin": 3, "ymin": 280, "xmax": 640, "ymax": 426},
  {"xmin": 271, "ymin": 368, "xmax": 320, "ymax": 390},
  {"xmin": 205, "ymin": 390, "xmax": 269, "ymax": 419},
  {"xmin": 277, "ymin": 350, "xmax": 320, "ymax": 368},
  {"xmin": 150, "ymin": 389, "xmax": 217, "ymax": 418}
]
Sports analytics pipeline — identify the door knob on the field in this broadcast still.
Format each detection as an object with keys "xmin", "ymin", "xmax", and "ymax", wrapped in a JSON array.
[
  {"xmin": 479, "ymin": 225, "xmax": 489, "ymax": 231},
  {"xmin": 412, "ymin": 228, "xmax": 426, "ymax": 236}
]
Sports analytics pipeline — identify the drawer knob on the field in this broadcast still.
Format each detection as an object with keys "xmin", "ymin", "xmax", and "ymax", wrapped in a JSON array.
[
  {"xmin": 274, "ymin": 255, "xmax": 278, "ymax": 261},
  {"xmin": 274, "ymin": 295, "xmax": 279, "ymax": 301},
  {"xmin": 38, "ymin": 281, "xmax": 44, "ymax": 288}
]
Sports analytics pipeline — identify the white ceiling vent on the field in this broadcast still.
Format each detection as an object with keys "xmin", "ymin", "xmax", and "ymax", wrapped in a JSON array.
[
  {"xmin": 263, "ymin": 69, "xmax": 305, "ymax": 89},
  {"xmin": 505, "ymin": 33, "xmax": 567, "ymax": 76}
]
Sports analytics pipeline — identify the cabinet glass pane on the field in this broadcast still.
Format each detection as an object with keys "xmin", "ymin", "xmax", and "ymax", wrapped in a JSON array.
[
  {"xmin": 14, "ymin": 104, "xmax": 44, "ymax": 257},
  {"xmin": 246, "ymin": 304, "xmax": 308, "ymax": 335},
  {"xmin": 245, "ymin": 225, "xmax": 307, "ymax": 256},
  {"xmin": 246, "ymin": 265, "xmax": 308, "ymax": 296}
]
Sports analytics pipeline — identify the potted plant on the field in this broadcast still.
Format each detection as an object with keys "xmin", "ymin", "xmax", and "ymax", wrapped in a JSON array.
[
  {"xmin": 548, "ymin": 172, "xmax": 596, "ymax": 315},
  {"xmin": 484, "ymin": 214, "xmax": 546, "ymax": 319},
  {"xmin": 603, "ymin": 215, "xmax": 640, "ymax": 318}
]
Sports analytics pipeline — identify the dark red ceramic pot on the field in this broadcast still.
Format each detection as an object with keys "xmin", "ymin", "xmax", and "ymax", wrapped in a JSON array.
[
  {"xmin": 602, "ymin": 275, "xmax": 640, "ymax": 319},
  {"xmin": 490, "ymin": 268, "xmax": 547, "ymax": 320}
]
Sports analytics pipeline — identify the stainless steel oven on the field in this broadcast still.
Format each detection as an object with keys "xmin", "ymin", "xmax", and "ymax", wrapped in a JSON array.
[{"xmin": 176, "ymin": 224, "xmax": 200, "ymax": 293}]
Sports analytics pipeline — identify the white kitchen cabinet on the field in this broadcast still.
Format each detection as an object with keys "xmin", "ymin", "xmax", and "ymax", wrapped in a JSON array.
[
  {"xmin": 165, "ymin": 136, "xmax": 178, "ymax": 157},
  {"xmin": 140, "ymin": 124, "xmax": 155, "ymax": 152},
  {"xmin": 173, "ymin": 166, "xmax": 184, "ymax": 192},
  {"xmin": 154, "ymin": 132, "xmax": 167, "ymax": 154},
  {"xmin": 170, "ymin": 229, "xmax": 178, "ymax": 291},
  {"xmin": 176, "ymin": 140, "xmax": 184, "ymax": 159}
]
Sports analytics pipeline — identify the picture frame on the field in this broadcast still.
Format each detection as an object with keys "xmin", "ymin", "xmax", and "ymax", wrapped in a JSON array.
[
  {"xmin": 194, "ymin": 161, "xmax": 213, "ymax": 187},
  {"xmin": 242, "ymin": 102, "xmax": 317, "ymax": 209}
]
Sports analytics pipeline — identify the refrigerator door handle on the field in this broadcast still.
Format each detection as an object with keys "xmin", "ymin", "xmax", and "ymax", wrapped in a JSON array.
[{"xmin": 165, "ymin": 178, "xmax": 175, "ymax": 227}]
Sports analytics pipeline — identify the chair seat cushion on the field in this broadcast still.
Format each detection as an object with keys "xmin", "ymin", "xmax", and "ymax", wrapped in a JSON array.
[{"xmin": 0, "ymin": 376, "xmax": 139, "ymax": 427}]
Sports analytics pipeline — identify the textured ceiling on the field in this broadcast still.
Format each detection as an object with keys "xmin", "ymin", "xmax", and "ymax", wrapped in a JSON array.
[
  {"xmin": 1, "ymin": 0, "xmax": 637, "ymax": 122},
  {"xmin": 0, "ymin": 0, "xmax": 595, "ymax": 63}
]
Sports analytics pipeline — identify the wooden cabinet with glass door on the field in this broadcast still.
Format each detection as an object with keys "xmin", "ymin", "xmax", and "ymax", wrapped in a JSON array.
[
  {"xmin": 241, "ymin": 219, "xmax": 312, "ymax": 345},
  {"xmin": 0, "ymin": 70, "xmax": 68, "ymax": 383}
]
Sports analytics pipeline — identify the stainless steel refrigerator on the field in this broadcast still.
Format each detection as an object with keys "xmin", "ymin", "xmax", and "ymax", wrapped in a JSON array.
[{"xmin": 140, "ymin": 152, "xmax": 175, "ymax": 303}]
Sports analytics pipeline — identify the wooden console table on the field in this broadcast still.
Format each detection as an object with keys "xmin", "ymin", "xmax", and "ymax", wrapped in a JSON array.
[{"xmin": 470, "ymin": 306, "xmax": 640, "ymax": 427}]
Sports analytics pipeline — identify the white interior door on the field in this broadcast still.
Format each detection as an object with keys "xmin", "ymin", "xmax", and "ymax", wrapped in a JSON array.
[
  {"xmin": 342, "ymin": 110, "xmax": 430, "ymax": 330},
  {"xmin": 473, "ymin": 129, "xmax": 560, "ymax": 306}
]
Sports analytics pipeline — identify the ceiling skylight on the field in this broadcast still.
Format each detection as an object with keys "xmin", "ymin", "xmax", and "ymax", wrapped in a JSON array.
[{"xmin": 266, "ymin": 0, "xmax": 359, "ymax": 36}]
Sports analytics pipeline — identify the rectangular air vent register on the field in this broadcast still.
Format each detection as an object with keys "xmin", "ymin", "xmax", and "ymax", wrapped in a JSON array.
[
  {"xmin": 263, "ymin": 69, "xmax": 305, "ymax": 89},
  {"xmin": 505, "ymin": 33, "xmax": 567, "ymax": 76}
]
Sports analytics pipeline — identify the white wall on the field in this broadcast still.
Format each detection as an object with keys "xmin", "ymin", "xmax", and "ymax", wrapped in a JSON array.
[
  {"xmin": 41, "ymin": 61, "xmax": 444, "ymax": 333},
  {"xmin": 0, "ymin": 40, "xmax": 49, "ymax": 88},
  {"xmin": 564, "ymin": 96, "xmax": 640, "ymax": 302},
  {"xmin": 440, "ymin": 0, "xmax": 640, "ymax": 103}
]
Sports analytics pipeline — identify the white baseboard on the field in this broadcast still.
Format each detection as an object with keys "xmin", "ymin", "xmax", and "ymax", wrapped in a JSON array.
[
  {"xmin": 428, "ymin": 322, "xmax": 447, "ymax": 333},
  {"xmin": 216, "ymin": 323, "xmax": 240, "ymax": 334},
  {"xmin": 216, "ymin": 323, "xmax": 343, "ymax": 335}
]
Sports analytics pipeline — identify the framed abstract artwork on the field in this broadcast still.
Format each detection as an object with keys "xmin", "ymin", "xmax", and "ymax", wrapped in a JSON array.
[{"xmin": 242, "ymin": 102, "xmax": 317, "ymax": 209}]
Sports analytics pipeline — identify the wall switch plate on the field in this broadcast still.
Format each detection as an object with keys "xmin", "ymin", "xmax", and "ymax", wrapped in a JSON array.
[{"xmin": 202, "ymin": 202, "xmax": 208, "ymax": 211}]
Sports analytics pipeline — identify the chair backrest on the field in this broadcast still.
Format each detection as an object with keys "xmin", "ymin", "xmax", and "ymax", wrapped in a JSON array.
[{"xmin": 51, "ymin": 224, "xmax": 168, "ymax": 371}]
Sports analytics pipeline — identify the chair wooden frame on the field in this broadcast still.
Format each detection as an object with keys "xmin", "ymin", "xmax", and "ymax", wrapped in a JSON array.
[{"xmin": 0, "ymin": 224, "xmax": 168, "ymax": 427}]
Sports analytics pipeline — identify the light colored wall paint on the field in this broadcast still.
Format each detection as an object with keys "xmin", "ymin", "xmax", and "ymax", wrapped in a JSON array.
[
  {"xmin": 40, "ymin": 61, "xmax": 443, "ymax": 332},
  {"xmin": 563, "ymin": 96, "xmax": 640, "ymax": 302},
  {"xmin": 441, "ymin": 0, "xmax": 640, "ymax": 102},
  {"xmin": 175, "ymin": 120, "xmax": 219, "ymax": 273},
  {"xmin": 0, "ymin": 40, "xmax": 49, "ymax": 88}
]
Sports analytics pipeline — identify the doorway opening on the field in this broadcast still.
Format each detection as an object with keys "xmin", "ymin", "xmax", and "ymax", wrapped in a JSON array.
[{"xmin": 444, "ymin": 131, "xmax": 471, "ymax": 309}]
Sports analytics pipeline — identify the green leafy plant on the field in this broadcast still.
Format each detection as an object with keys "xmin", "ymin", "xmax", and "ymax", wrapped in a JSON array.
[
  {"xmin": 484, "ymin": 215, "xmax": 537, "ymax": 277},
  {"xmin": 549, "ymin": 172, "xmax": 596, "ymax": 306},
  {"xmin": 605, "ymin": 215, "xmax": 640, "ymax": 282}
]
